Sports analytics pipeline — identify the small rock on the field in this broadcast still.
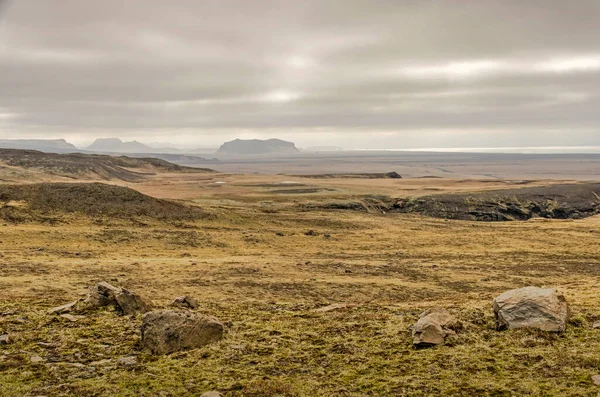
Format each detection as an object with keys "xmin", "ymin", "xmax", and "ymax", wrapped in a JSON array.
[
  {"xmin": 493, "ymin": 286, "xmax": 570, "ymax": 332},
  {"xmin": 31, "ymin": 355, "xmax": 45, "ymax": 364},
  {"xmin": 89, "ymin": 359, "xmax": 114, "ymax": 367},
  {"xmin": 344, "ymin": 269, "xmax": 353, "ymax": 274},
  {"xmin": 0, "ymin": 334, "xmax": 9, "ymax": 345},
  {"xmin": 170, "ymin": 296, "xmax": 199, "ymax": 310},
  {"xmin": 412, "ymin": 307, "xmax": 459, "ymax": 347},
  {"xmin": 47, "ymin": 300, "xmax": 80, "ymax": 315},
  {"xmin": 314, "ymin": 303, "xmax": 348, "ymax": 313},
  {"xmin": 593, "ymin": 374, "xmax": 600, "ymax": 386},
  {"xmin": 593, "ymin": 321, "xmax": 600, "ymax": 329},
  {"xmin": 37, "ymin": 342, "xmax": 53, "ymax": 348},
  {"xmin": 117, "ymin": 356, "xmax": 138, "ymax": 368},
  {"xmin": 201, "ymin": 392, "xmax": 222, "ymax": 397},
  {"xmin": 59, "ymin": 314, "xmax": 79, "ymax": 322},
  {"xmin": 141, "ymin": 310, "xmax": 224, "ymax": 355}
]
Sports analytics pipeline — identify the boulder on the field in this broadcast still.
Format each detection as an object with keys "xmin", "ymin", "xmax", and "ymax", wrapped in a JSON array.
[
  {"xmin": 412, "ymin": 307, "xmax": 459, "ymax": 347},
  {"xmin": 0, "ymin": 334, "xmax": 9, "ymax": 345},
  {"xmin": 593, "ymin": 374, "xmax": 600, "ymax": 386},
  {"xmin": 141, "ymin": 310, "xmax": 224, "ymax": 355},
  {"xmin": 85, "ymin": 281, "xmax": 152, "ymax": 315},
  {"xmin": 170, "ymin": 296, "xmax": 199, "ymax": 310},
  {"xmin": 493, "ymin": 287, "xmax": 570, "ymax": 332},
  {"xmin": 114, "ymin": 289, "xmax": 153, "ymax": 315},
  {"xmin": 593, "ymin": 320, "xmax": 600, "ymax": 329},
  {"xmin": 86, "ymin": 281, "xmax": 121, "ymax": 308}
]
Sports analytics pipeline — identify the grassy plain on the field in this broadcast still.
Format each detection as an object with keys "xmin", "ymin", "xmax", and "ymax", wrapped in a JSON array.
[{"xmin": 1, "ymin": 172, "xmax": 600, "ymax": 396}]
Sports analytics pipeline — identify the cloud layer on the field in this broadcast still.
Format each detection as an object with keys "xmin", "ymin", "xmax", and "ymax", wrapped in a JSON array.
[{"xmin": 0, "ymin": 0, "xmax": 599, "ymax": 148}]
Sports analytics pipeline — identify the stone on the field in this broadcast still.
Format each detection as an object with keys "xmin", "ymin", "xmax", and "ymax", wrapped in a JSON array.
[
  {"xmin": 593, "ymin": 321, "xmax": 600, "ymax": 329},
  {"xmin": 593, "ymin": 374, "xmax": 600, "ymax": 386},
  {"xmin": 170, "ymin": 296, "xmax": 199, "ymax": 310},
  {"xmin": 85, "ymin": 281, "xmax": 121, "ymax": 308},
  {"xmin": 116, "ymin": 356, "xmax": 138, "ymax": 368},
  {"xmin": 47, "ymin": 300, "xmax": 79, "ymax": 315},
  {"xmin": 0, "ymin": 334, "xmax": 9, "ymax": 345},
  {"xmin": 493, "ymin": 287, "xmax": 570, "ymax": 332},
  {"xmin": 31, "ymin": 355, "xmax": 45, "ymax": 364},
  {"xmin": 59, "ymin": 314, "xmax": 79, "ymax": 322},
  {"xmin": 200, "ymin": 392, "xmax": 222, "ymax": 397},
  {"xmin": 114, "ymin": 289, "xmax": 153, "ymax": 315},
  {"xmin": 412, "ymin": 307, "xmax": 459, "ymax": 347},
  {"xmin": 141, "ymin": 310, "xmax": 224, "ymax": 355},
  {"xmin": 85, "ymin": 281, "xmax": 152, "ymax": 315},
  {"xmin": 314, "ymin": 303, "xmax": 348, "ymax": 313},
  {"xmin": 89, "ymin": 359, "xmax": 114, "ymax": 367}
]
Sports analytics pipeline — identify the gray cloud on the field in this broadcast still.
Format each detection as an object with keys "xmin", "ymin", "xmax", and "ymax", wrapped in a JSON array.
[{"xmin": 0, "ymin": 0, "xmax": 599, "ymax": 148}]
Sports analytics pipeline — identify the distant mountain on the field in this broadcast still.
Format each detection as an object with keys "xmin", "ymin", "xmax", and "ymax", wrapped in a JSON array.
[
  {"xmin": 87, "ymin": 138, "xmax": 153, "ymax": 153},
  {"xmin": 0, "ymin": 139, "xmax": 78, "ymax": 153},
  {"xmin": 217, "ymin": 138, "xmax": 299, "ymax": 155}
]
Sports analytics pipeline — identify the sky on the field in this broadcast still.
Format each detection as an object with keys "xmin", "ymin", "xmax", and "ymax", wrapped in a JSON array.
[{"xmin": 0, "ymin": 0, "xmax": 599, "ymax": 150}]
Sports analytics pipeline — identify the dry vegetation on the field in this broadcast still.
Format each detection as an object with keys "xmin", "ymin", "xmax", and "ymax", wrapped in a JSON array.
[{"xmin": 1, "ymin": 169, "xmax": 600, "ymax": 396}]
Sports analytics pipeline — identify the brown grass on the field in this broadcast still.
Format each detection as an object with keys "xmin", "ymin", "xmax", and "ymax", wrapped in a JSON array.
[{"xmin": 1, "ymin": 174, "xmax": 600, "ymax": 396}]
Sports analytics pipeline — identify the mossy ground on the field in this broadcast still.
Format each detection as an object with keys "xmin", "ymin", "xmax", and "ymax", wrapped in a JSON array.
[{"xmin": 1, "ymin": 181, "xmax": 600, "ymax": 396}]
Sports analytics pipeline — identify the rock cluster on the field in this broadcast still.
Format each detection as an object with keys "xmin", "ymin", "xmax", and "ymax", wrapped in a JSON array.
[
  {"xmin": 85, "ymin": 281, "xmax": 153, "ymax": 315},
  {"xmin": 412, "ymin": 286, "xmax": 574, "ymax": 348}
]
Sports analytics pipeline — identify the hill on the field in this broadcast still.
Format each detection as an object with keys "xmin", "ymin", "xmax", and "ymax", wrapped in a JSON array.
[
  {"xmin": 217, "ymin": 138, "xmax": 299, "ymax": 155},
  {"xmin": 0, "ymin": 182, "xmax": 203, "ymax": 222},
  {"xmin": 0, "ymin": 139, "xmax": 78, "ymax": 152},
  {"xmin": 0, "ymin": 149, "xmax": 216, "ymax": 182}
]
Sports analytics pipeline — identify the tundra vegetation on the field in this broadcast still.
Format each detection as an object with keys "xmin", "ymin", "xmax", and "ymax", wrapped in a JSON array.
[{"xmin": 1, "ymin": 154, "xmax": 600, "ymax": 396}]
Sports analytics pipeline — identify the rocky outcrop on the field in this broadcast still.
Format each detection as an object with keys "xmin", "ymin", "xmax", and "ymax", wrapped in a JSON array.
[
  {"xmin": 412, "ymin": 307, "xmax": 460, "ymax": 347},
  {"xmin": 85, "ymin": 282, "xmax": 153, "ymax": 315},
  {"xmin": 493, "ymin": 287, "xmax": 570, "ymax": 332},
  {"xmin": 141, "ymin": 310, "xmax": 224, "ymax": 355}
]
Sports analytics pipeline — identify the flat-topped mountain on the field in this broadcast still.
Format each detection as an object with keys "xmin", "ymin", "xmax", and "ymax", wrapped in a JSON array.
[
  {"xmin": 87, "ymin": 138, "xmax": 153, "ymax": 153},
  {"xmin": 0, "ymin": 139, "xmax": 78, "ymax": 152},
  {"xmin": 217, "ymin": 138, "xmax": 299, "ymax": 155}
]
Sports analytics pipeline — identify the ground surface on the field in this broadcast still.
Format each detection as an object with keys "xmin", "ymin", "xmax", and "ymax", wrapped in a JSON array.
[{"xmin": 1, "ymin": 170, "xmax": 600, "ymax": 396}]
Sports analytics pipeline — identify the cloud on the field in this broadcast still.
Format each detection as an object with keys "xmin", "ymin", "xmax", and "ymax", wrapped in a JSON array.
[{"xmin": 0, "ymin": 0, "xmax": 599, "ymax": 148}]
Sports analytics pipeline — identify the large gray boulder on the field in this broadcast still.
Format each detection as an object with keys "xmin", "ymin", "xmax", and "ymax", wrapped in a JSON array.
[
  {"xmin": 141, "ymin": 310, "xmax": 224, "ymax": 355},
  {"xmin": 412, "ymin": 307, "xmax": 459, "ymax": 347},
  {"xmin": 85, "ymin": 282, "xmax": 152, "ymax": 315},
  {"xmin": 493, "ymin": 287, "xmax": 570, "ymax": 332}
]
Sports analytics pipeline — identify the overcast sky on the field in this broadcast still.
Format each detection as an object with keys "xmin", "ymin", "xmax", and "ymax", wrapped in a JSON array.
[{"xmin": 0, "ymin": 0, "xmax": 599, "ymax": 149}]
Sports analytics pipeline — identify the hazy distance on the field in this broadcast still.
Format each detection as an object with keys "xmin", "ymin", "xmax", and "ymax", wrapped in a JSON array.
[{"xmin": 0, "ymin": 0, "xmax": 599, "ymax": 150}]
